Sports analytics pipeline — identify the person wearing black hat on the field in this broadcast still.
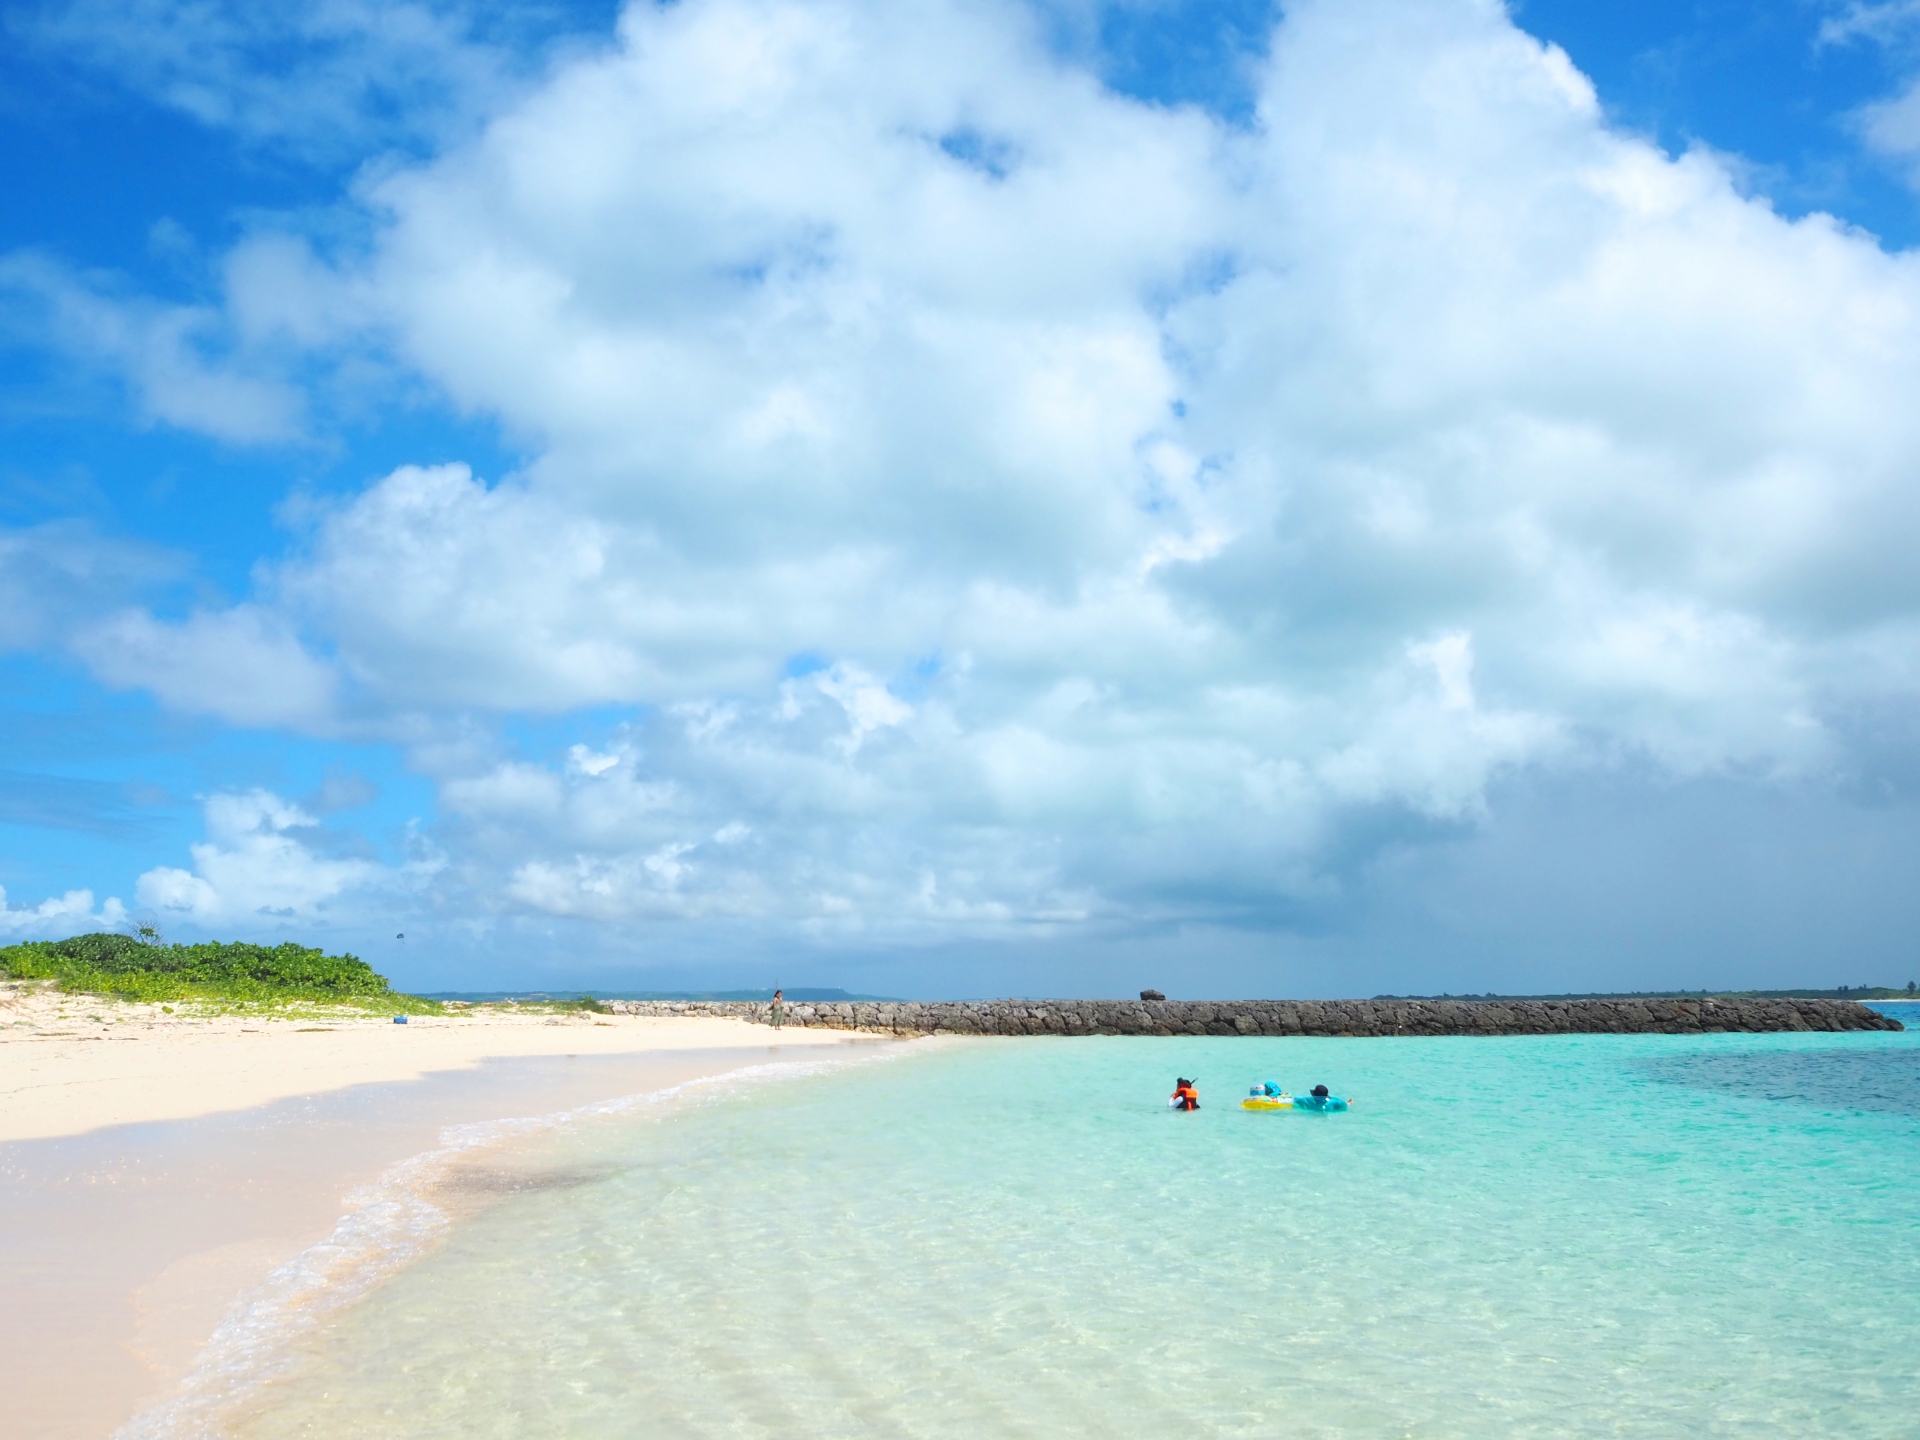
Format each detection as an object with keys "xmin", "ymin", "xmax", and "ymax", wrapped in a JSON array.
[{"xmin": 1170, "ymin": 1077, "xmax": 1200, "ymax": 1110}]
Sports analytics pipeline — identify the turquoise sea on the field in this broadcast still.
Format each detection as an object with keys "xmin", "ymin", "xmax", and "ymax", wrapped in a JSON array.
[{"xmin": 151, "ymin": 1026, "xmax": 1920, "ymax": 1438}]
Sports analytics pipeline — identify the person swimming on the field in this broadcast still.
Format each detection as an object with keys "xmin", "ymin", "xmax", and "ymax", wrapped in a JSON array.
[{"xmin": 1170, "ymin": 1077, "xmax": 1200, "ymax": 1110}]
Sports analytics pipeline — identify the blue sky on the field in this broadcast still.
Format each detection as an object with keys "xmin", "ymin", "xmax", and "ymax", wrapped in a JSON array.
[{"xmin": 5, "ymin": 0, "xmax": 1920, "ymax": 998}]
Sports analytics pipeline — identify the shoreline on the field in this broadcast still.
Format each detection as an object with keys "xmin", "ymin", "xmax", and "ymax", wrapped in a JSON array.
[
  {"xmin": 0, "ymin": 982, "xmax": 866, "ymax": 1143},
  {"xmin": 0, "ymin": 990, "xmax": 904, "ymax": 1439}
]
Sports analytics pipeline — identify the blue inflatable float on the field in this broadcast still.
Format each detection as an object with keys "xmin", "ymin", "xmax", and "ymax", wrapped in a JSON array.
[{"xmin": 1242, "ymin": 1081, "xmax": 1350, "ymax": 1112}]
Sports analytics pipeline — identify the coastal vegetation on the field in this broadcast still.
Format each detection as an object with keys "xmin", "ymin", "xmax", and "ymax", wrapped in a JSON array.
[{"xmin": 0, "ymin": 931, "xmax": 440, "ymax": 1010}]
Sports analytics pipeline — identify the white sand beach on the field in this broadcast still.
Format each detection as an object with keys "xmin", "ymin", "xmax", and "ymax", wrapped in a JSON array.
[
  {"xmin": 0, "ymin": 982, "xmax": 863, "ymax": 1143},
  {"xmin": 0, "ymin": 983, "xmax": 896, "ymax": 1439}
]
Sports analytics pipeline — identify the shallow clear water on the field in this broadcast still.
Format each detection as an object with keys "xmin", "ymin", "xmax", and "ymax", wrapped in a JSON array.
[{"xmin": 222, "ymin": 1031, "xmax": 1920, "ymax": 1439}]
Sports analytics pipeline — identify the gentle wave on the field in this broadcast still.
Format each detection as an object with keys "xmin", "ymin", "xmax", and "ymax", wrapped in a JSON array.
[{"xmin": 115, "ymin": 1050, "xmax": 889, "ymax": 1440}]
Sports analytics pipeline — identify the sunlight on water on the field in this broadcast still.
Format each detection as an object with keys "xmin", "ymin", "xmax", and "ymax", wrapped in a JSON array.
[{"xmin": 226, "ymin": 1032, "xmax": 1920, "ymax": 1439}]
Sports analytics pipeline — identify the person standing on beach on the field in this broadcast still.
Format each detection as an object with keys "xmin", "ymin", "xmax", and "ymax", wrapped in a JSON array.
[{"xmin": 770, "ymin": 989, "xmax": 785, "ymax": 1028}]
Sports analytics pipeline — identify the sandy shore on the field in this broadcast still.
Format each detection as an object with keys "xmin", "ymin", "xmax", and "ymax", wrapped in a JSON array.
[
  {"xmin": 0, "ymin": 981, "xmax": 860, "ymax": 1142},
  {"xmin": 0, "ymin": 982, "xmax": 904, "ymax": 1439}
]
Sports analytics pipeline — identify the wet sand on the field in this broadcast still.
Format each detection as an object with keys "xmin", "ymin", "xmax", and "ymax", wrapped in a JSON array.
[{"xmin": 0, "ymin": 999, "xmax": 892, "ymax": 1439}]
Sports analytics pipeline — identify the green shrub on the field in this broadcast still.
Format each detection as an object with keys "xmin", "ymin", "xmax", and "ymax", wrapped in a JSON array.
[{"xmin": 0, "ymin": 932, "xmax": 394, "ymax": 1001}]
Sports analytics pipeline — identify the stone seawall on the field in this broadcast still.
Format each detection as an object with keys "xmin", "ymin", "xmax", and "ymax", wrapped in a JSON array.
[{"xmin": 607, "ymin": 996, "xmax": 1902, "ymax": 1037}]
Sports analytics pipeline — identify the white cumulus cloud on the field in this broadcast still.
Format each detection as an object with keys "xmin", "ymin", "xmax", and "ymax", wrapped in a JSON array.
[
  {"xmin": 135, "ymin": 790, "xmax": 425, "ymax": 925},
  {"xmin": 41, "ymin": 0, "xmax": 1920, "ymax": 953},
  {"xmin": 76, "ymin": 607, "xmax": 337, "ymax": 729},
  {"xmin": 0, "ymin": 885, "xmax": 128, "ymax": 940},
  {"xmin": 0, "ymin": 251, "xmax": 305, "ymax": 442}
]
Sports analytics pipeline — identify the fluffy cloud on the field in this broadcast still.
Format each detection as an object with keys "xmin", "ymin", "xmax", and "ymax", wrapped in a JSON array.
[
  {"xmin": 0, "ymin": 252, "xmax": 305, "ymax": 442},
  {"xmin": 404, "ymin": 621, "xmax": 1550, "ymax": 935},
  {"xmin": 56, "ymin": 0, "xmax": 1920, "ymax": 945},
  {"xmin": 76, "ymin": 607, "xmax": 337, "ymax": 729},
  {"xmin": 0, "ymin": 885, "xmax": 127, "ymax": 940},
  {"xmin": 136, "ymin": 790, "xmax": 427, "ymax": 924}
]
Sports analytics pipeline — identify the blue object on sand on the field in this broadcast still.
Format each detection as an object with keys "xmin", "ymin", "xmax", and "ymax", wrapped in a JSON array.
[{"xmin": 394, "ymin": 1015, "xmax": 409, "ymax": 1024}]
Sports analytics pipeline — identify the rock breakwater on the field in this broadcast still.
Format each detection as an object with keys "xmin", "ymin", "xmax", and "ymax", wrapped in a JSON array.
[{"xmin": 608, "ymin": 995, "xmax": 1902, "ymax": 1037}]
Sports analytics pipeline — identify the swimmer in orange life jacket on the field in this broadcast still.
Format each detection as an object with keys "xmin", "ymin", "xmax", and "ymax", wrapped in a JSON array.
[{"xmin": 1170, "ymin": 1077, "xmax": 1200, "ymax": 1110}]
